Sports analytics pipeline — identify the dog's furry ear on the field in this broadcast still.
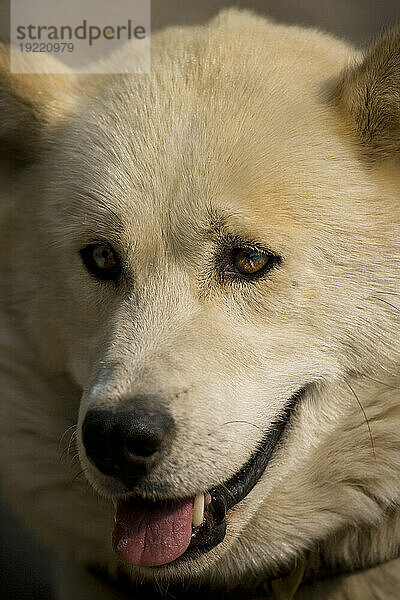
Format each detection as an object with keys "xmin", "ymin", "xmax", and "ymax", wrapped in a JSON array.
[
  {"xmin": 334, "ymin": 26, "xmax": 400, "ymax": 161},
  {"xmin": 0, "ymin": 44, "xmax": 76, "ymax": 169}
]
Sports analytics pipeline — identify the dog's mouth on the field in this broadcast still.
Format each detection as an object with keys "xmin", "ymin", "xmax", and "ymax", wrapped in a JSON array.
[{"xmin": 112, "ymin": 387, "xmax": 305, "ymax": 568}]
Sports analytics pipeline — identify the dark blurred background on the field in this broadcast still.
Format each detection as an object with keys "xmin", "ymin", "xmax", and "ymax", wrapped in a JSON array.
[{"xmin": 1, "ymin": 0, "xmax": 399, "ymax": 598}]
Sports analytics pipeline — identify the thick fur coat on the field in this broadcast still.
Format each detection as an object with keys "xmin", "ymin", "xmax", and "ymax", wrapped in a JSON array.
[{"xmin": 1, "ymin": 9, "xmax": 400, "ymax": 599}]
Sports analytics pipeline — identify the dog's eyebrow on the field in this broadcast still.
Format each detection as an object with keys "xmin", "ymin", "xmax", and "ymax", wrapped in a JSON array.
[
  {"xmin": 207, "ymin": 213, "xmax": 271, "ymax": 253},
  {"xmin": 79, "ymin": 190, "xmax": 125, "ymax": 229},
  {"xmin": 207, "ymin": 212, "xmax": 242, "ymax": 241}
]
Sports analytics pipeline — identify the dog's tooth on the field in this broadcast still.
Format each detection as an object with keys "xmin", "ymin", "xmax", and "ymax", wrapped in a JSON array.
[{"xmin": 192, "ymin": 493, "xmax": 205, "ymax": 527}]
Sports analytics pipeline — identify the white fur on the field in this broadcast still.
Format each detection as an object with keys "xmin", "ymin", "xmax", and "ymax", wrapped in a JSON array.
[{"xmin": 1, "ymin": 9, "xmax": 400, "ymax": 598}]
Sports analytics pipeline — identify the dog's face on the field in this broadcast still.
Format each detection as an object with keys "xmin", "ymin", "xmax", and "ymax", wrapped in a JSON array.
[{"xmin": 2, "ymin": 9, "xmax": 400, "ymax": 586}]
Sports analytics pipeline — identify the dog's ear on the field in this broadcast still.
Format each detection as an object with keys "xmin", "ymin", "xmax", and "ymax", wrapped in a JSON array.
[
  {"xmin": 334, "ymin": 26, "xmax": 400, "ymax": 161},
  {"xmin": 0, "ymin": 44, "xmax": 76, "ymax": 170}
]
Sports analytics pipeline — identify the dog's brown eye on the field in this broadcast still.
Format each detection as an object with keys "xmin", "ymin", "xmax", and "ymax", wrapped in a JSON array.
[
  {"xmin": 233, "ymin": 249, "xmax": 272, "ymax": 276},
  {"xmin": 80, "ymin": 243, "xmax": 121, "ymax": 281},
  {"xmin": 92, "ymin": 245, "xmax": 116, "ymax": 270}
]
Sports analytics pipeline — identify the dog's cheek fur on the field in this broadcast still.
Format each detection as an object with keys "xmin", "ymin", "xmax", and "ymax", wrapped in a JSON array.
[{"xmin": 218, "ymin": 381, "xmax": 400, "ymax": 586}]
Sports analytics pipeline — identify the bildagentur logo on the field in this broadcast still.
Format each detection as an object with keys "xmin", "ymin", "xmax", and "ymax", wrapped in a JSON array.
[
  {"xmin": 15, "ymin": 19, "xmax": 146, "ymax": 46},
  {"xmin": 11, "ymin": 0, "xmax": 150, "ymax": 74}
]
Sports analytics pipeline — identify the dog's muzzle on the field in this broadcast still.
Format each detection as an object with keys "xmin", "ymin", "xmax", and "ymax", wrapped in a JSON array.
[{"xmin": 81, "ymin": 387, "xmax": 307, "ymax": 569}]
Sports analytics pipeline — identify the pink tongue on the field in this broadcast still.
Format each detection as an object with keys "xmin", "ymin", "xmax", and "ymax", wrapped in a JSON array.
[{"xmin": 112, "ymin": 498, "xmax": 193, "ymax": 567}]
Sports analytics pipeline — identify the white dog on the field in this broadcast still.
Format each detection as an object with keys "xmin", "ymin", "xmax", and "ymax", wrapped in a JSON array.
[{"xmin": 1, "ymin": 9, "xmax": 400, "ymax": 599}]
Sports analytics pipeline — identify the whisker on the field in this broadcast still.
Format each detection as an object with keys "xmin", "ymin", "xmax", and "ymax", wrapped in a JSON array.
[
  {"xmin": 345, "ymin": 380, "xmax": 376, "ymax": 460},
  {"xmin": 67, "ymin": 429, "xmax": 78, "ymax": 457},
  {"xmin": 362, "ymin": 374, "xmax": 396, "ymax": 388},
  {"xmin": 59, "ymin": 428, "xmax": 78, "ymax": 464},
  {"xmin": 219, "ymin": 482, "xmax": 236, "ymax": 505},
  {"xmin": 58, "ymin": 424, "xmax": 77, "ymax": 452},
  {"xmin": 72, "ymin": 467, "xmax": 89, "ymax": 483},
  {"xmin": 68, "ymin": 454, "xmax": 81, "ymax": 467},
  {"xmin": 371, "ymin": 296, "xmax": 400, "ymax": 314},
  {"xmin": 218, "ymin": 420, "xmax": 264, "ymax": 433}
]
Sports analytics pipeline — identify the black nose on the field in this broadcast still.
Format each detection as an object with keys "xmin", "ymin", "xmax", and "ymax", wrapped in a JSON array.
[{"xmin": 82, "ymin": 395, "xmax": 175, "ymax": 488}]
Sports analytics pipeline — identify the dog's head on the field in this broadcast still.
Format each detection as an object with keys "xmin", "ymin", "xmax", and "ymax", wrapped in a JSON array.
[{"xmin": 2, "ymin": 10, "xmax": 400, "ymax": 585}]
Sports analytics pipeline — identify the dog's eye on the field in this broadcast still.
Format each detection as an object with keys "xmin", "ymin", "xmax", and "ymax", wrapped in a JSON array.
[
  {"xmin": 232, "ymin": 249, "xmax": 273, "ymax": 276},
  {"xmin": 80, "ymin": 243, "xmax": 121, "ymax": 281}
]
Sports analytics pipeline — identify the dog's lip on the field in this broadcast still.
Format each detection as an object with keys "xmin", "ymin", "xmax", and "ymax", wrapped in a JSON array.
[
  {"xmin": 182, "ymin": 385, "xmax": 307, "ymax": 561},
  {"xmin": 116, "ymin": 385, "xmax": 308, "ymax": 566}
]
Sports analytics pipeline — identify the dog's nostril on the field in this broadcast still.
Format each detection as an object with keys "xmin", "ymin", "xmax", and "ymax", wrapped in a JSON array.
[{"xmin": 124, "ymin": 436, "xmax": 161, "ymax": 460}]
